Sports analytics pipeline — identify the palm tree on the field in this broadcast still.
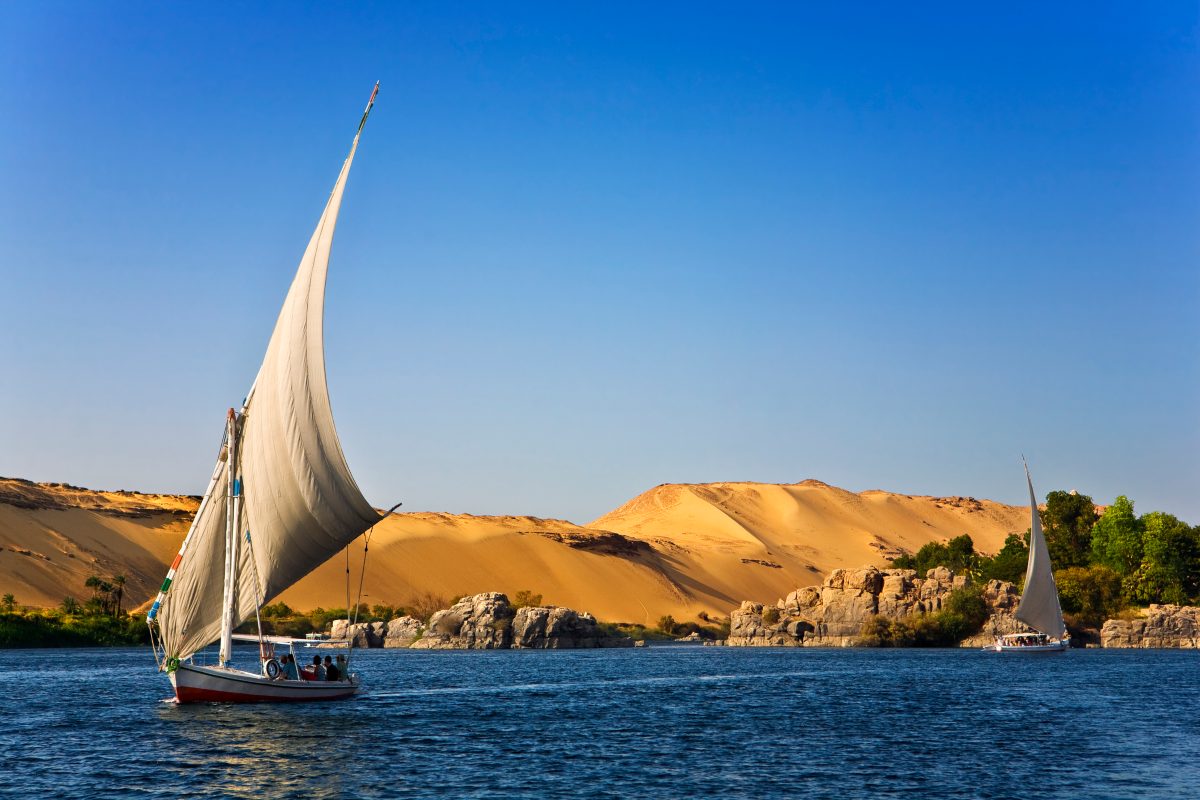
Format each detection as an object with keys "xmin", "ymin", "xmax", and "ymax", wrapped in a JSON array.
[
  {"xmin": 98, "ymin": 581, "xmax": 114, "ymax": 616},
  {"xmin": 111, "ymin": 575, "xmax": 126, "ymax": 616},
  {"xmin": 84, "ymin": 575, "xmax": 101, "ymax": 602},
  {"xmin": 1, "ymin": 593, "xmax": 14, "ymax": 613},
  {"xmin": 61, "ymin": 596, "xmax": 80, "ymax": 614}
]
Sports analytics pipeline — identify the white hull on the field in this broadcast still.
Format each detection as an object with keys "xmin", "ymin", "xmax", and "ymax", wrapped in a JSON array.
[
  {"xmin": 169, "ymin": 662, "xmax": 360, "ymax": 703},
  {"xmin": 987, "ymin": 640, "xmax": 1070, "ymax": 653}
]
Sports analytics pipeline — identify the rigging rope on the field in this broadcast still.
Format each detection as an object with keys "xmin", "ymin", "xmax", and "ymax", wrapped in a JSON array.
[
  {"xmin": 345, "ymin": 501, "xmax": 402, "ymax": 672},
  {"xmin": 243, "ymin": 525, "xmax": 268, "ymax": 661}
]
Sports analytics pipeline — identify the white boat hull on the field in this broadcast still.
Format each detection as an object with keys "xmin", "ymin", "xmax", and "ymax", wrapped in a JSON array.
[
  {"xmin": 169, "ymin": 662, "xmax": 360, "ymax": 704},
  {"xmin": 987, "ymin": 640, "xmax": 1070, "ymax": 653}
]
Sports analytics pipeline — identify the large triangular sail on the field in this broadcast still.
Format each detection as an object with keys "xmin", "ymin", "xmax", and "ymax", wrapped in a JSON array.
[
  {"xmin": 1014, "ymin": 464, "xmax": 1067, "ymax": 639},
  {"xmin": 150, "ymin": 86, "xmax": 382, "ymax": 662}
]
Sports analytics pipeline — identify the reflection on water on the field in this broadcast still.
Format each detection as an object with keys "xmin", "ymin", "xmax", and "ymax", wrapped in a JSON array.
[{"xmin": 2, "ymin": 646, "xmax": 1198, "ymax": 798}]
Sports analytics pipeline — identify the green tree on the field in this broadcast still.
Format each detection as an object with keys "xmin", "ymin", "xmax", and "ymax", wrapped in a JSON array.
[
  {"xmin": 1131, "ymin": 512, "xmax": 1200, "ymax": 604},
  {"xmin": 60, "ymin": 596, "xmax": 80, "ymax": 614},
  {"xmin": 1, "ymin": 594, "xmax": 14, "ymax": 613},
  {"xmin": 262, "ymin": 602, "xmax": 295, "ymax": 618},
  {"xmin": 97, "ymin": 580, "xmax": 115, "ymax": 616},
  {"xmin": 111, "ymin": 575, "xmax": 126, "ymax": 616},
  {"xmin": 657, "ymin": 615, "xmax": 678, "ymax": 635},
  {"xmin": 945, "ymin": 534, "xmax": 977, "ymax": 571},
  {"xmin": 1055, "ymin": 565, "xmax": 1123, "ymax": 626},
  {"xmin": 370, "ymin": 603, "xmax": 399, "ymax": 621},
  {"xmin": 978, "ymin": 533, "xmax": 1029, "ymax": 585},
  {"xmin": 1090, "ymin": 496, "xmax": 1143, "ymax": 575},
  {"xmin": 891, "ymin": 534, "xmax": 978, "ymax": 575},
  {"xmin": 1041, "ymin": 490, "xmax": 1098, "ymax": 568},
  {"xmin": 939, "ymin": 585, "xmax": 990, "ymax": 641}
]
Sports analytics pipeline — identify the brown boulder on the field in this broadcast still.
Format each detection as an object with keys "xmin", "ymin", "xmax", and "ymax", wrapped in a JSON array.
[{"xmin": 410, "ymin": 592, "xmax": 515, "ymax": 650}]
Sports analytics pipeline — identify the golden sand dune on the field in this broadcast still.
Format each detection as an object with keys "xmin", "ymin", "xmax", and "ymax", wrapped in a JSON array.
[
  {"xmin": 0, "ymin": 477, "xmax": 1030, "ymax": 623},
  {"xmin": 587, "ymin": 480, "xmax": 1026, "ymax": 619},
  {"xmin": 0, "ymin": 478, "xmax": 195, "ymax": 609}
]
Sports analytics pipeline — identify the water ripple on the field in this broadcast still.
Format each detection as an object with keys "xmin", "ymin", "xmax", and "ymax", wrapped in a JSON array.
[{"xmin": 0, "ymin": 647, "xmax": 1196, "ymax": 798}]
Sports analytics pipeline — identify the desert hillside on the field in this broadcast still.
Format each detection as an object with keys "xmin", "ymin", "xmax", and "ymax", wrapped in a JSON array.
[
  {"xmin": 0, "ymin": 477, "xmax": 1030, "ymax": 623},
  {"xmin": 0, "ymin": 478, "xmax": 196, "ymax": 612}
]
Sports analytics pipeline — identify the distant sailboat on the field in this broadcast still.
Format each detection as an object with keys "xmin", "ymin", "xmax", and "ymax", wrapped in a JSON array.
[
  {"xmin": 989, "ymin": 461, "xmax": 1070, "ymax": 653},
  {"xmin": 146, "ymin": 84, "xmax": 386, "ymax": 701}
]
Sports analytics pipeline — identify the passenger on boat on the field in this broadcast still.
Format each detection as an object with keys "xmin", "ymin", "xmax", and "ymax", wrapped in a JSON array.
[
  {"xmin": 283, "ymin": 654, "xmax": 299, "ymax": 680},
  {"xmin": 335, "ymin": 654, "xmax": 348, "ymax": 681},
  {"xmin": 311, "ymin": 654, "xmax": 326, "ymax": 680},
  {"xmin": 324, "ymin": 655, "xmax": 340, "ymax": 681}
]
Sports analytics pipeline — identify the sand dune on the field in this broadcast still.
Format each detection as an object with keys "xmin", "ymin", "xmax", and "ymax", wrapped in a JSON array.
[
  {"xmin": 0, "ymin": 478, "xmax": 195, "ymax": 609},
  {"xmin": 0, "ymin": 477, "xmax": 1030, "ymax": 623}
]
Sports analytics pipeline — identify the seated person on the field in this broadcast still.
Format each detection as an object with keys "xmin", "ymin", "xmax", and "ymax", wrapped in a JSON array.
[
  {"xmin": 335, "ymin": 654, "xmax": 349, "ymax": 681},
  {"xmin": 309, "ymin": 654, "xmax": 326, "ymax": 680},
  {"xmin": 283, "ymin": 654, "xmax": 299, "ymax": 681},
  {"xmin": 323, "ymin": 655, "xmax": 340, "ymax": 681}
]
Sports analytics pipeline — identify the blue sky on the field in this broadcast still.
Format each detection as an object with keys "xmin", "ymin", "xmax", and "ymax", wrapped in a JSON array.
[{"xmin": 1, "ymin": 3, "xmax": 1197, "ymax": 526}]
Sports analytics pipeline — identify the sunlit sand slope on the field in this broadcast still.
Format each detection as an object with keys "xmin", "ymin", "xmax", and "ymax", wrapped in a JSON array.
[
  {"xmin": 1, "ymin": 477, "xmax": 1030, "ymax": 623},
  {"xmin": 587, "ymin": 480, "xmax": 1029, "ymax": 618},
  {"xmin": 0, "ymin": 478, "xmax": 194, "ymax": 608}
]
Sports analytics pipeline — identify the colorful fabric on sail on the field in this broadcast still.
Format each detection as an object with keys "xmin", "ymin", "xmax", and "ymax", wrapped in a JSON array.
[
  {"xmin": 155, "ymin": 121, "xmax": 380, "ymax": 661},
  {"xmin": 1014, "ymin": 468, "xmax": 1067, "ymax": 639},
  {"xmin": 154, "ymin": 453, "xmax": 262, "ymax": 659}
]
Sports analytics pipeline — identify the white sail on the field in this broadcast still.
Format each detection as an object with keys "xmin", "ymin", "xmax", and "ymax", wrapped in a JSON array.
[
  {"xmin": 153, "ymin": 92, "xmax": 380, "ymax": 661},
  {"xmin": 1014, "ymin": 465, "xmax": 1067, "ymax": 639}
]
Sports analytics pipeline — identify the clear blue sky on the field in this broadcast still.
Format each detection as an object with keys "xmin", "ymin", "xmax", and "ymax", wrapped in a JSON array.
[{"xmin": 2, "ymin": 3, "xmax": 1197, "ymax": 526}]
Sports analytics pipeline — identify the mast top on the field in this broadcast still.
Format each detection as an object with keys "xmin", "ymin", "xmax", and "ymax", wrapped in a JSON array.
[{"xmin": 357, "ymin": 81, "xmax": 380, "ymax": 136}]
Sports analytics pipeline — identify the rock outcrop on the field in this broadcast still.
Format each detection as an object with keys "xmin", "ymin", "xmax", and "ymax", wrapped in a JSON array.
[
  {"xmin": 410, "ymin": 592, "xmax": 515, "ymax": 650},
  {"xmin": 962, "ymin": 578, "xmax": 1023, "ymax": 647},
  {"xmin": 383, "ymin": 616, "xmax": 422, "ymax": 648},
  {"xmin": 327, "ymin": 616, "xmax": 421, "ymax": 648},
  {"xmin": 512, "ymin": 605, "xmax": 633, "ymax": 649},
  {"xmin": 1101, "ymin": 605, "xmax": 1200, "ymax": 648},
  {"xmin": 727, "ymin": 566, "xmax": 1021, "ymax": 647},
  {"xmin": 346, "ymin": 593, "xmax": 636, "ymax": 650},
  {"xmin": 329, "ymin": 619, "xmax": 382, "ymax": 648}
]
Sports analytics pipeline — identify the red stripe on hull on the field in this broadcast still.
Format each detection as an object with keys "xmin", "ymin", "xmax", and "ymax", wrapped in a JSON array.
[{"xmin": 174, "ymin": 685, "xmax": 357, "ymax": 704}]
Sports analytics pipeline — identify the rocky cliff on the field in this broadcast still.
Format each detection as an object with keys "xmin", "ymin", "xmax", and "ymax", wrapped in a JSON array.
[
  {"xmin": 727, "ymin": 565, "xmax": 1023, "ymax": 647},
  {"xmin": 1100, "ymin": 605, "xmax": 1200, "ymax": 648}
]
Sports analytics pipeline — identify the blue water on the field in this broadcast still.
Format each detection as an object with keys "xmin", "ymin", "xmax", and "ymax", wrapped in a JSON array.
[{"xmin": 1, "ymin": 646, "xmax": 1197, "ymax": 798}]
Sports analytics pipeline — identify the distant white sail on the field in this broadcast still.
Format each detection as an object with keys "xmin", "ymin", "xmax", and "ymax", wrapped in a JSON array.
[
  {"xmin": 155, "ymin": 117, "xmax": 380, "ymax": 661},
  {"xmin": 1014, "ymin": 466, "xmax": 1067, "ymax": 639}
]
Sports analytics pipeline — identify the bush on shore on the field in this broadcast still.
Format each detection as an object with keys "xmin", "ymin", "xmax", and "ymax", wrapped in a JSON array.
[
  {"xmin": 0, "ymin": 609, "xmax": 149, "ymax": 648},
  {"xmin": 857, "ymin": 586, "xmax": 989, "ymax": 647}
]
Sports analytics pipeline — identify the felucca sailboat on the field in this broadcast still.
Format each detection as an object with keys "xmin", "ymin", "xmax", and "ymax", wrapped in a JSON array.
[
  {"xmin": 989, "ymin": 462, "xmax": 1070, "ymax": 652},
  {"xmin": 146, "ymin": 84, "xmax": 386, "ymax": 702}
]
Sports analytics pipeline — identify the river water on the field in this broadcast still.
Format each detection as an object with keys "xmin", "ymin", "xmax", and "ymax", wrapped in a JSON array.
[{"xmin": 1, "ymin": 646, "xmax": 1196, "ymax": 798}]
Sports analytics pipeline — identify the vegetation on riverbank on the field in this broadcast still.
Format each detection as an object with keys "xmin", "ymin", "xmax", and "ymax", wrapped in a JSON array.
[
  {"xmin": 891, "ymin": 489, "xmax": 1200, "ymax": 632},
  {"xmin": 0, "ymin": 608, "xmax": 149, "ymax": 647},
  {"xmin": 0, "ymin": 574, "xmax": 151, "ymax": 647},
  {"xmin": 858, "ymin": 585, "xmax": 990, "ymax": 647}
]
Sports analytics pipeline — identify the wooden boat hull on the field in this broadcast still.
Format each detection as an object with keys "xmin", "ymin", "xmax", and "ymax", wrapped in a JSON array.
[{"xmin": 169, "ymin": 662, "xmax": 360, "ymax": 703}]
